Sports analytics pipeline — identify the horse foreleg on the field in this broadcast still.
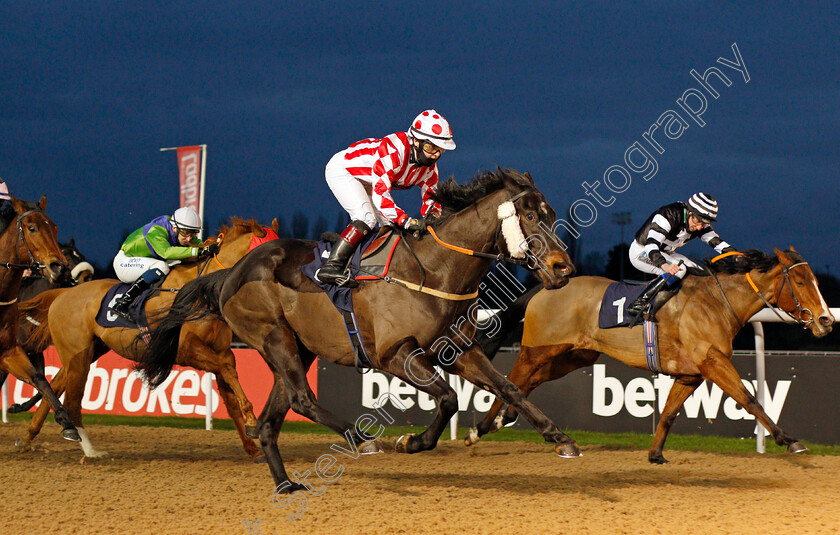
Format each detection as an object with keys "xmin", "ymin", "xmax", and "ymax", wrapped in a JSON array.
[
  {"xmin": 60, "ymin": 347, "xmax": 106, "ymax": 457},
  {"xmin": 472, "ymin": 345, "xmax": 590, "ymax": 443},
  {"xmin": 0, "ymin": 348, "xmax": 79, "ymax": 442},
  {"xmin": 379, "ymin": 339, "xmax": 458, "ymax": 454},
  {"xmin": 214, "ymin": 375, "xmax": 263, "ymax": 461},
  {"xmin": 649, "ymin": 376, "xmax": 703, "ymax": 464},
  {"xmin": 444, "ymin": 346, "xmax": 580, "ymax": 457},
  {"xmin": 700, "ymin": 348, "xmax": 806, "ymax": 454}
]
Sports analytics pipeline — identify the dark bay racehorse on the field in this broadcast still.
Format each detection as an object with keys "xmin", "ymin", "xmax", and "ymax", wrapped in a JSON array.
[
  {"xmin": 0, "ymin": 196, "xmax": 79, "ymax": 442},
  {"xmin": 140, "ymin": 169, "xmax": 578, "ymax": 491},
  {"xmin": 469, "ymin": 248, "xmax": 834, "ymax": 463},
  {"xmin": 17, "ymin": 218, "xmax": 277, "ymax": 459},
  {"xmin": 2, "ymin": 239, "xmax": 95, "ymax": 398}
]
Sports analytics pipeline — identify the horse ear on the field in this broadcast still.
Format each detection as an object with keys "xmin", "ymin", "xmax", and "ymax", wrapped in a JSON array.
[
  {"xmin": 271, "ymin": 218, "xmax": 280, "ymax": 234},
  {"xmin": 788, "ymin": 245, "xmax": 798, "ymax": 254},
  {"xmin": 774, "ymin": 247, "xmax": 792, "ymax": 264},
  {"xmin": 523, "ymin": 171, "xmax": 535, "ymax": 186},
  {"xmin": 69, "ymin": 237, "xmax": 75, "ymax": 246},
  {"xmin": 38, "ymin": 195, "xmax": 47, "ymax": 210}
]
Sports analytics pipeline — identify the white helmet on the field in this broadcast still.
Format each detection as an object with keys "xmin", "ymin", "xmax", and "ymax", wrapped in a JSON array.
[
  {"xmin": 686, "ymin": 192, "xmax": 718, "ymax": 223},
  {"xmin": 171, "ymin": 206, "xmax": 202, "ymax": 232},
  {"xmin": 409, "ymin": 110, "xmax": 456, "ymax": 150}
]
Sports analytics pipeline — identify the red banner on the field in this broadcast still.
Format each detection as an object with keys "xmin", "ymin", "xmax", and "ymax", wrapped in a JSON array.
[
  {"xmin": 7, "ymin": 348, "xmax": 315, "ymax": 422},
  {"xmin": 176, "ymin": 145, "xmax": 202, "ymax": 213}
]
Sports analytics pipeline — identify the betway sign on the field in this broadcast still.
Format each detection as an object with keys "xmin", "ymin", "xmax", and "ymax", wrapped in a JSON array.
[{"xmin": 317, "ymin": 352, "xmax": 840, "ymax": 444}]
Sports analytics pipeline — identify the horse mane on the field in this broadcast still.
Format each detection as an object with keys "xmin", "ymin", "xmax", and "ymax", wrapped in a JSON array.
[
  {"xmin": 431, "ymin": 168, "xmax": 529, "ymax": 224},
  {"xmin": 212, "ymin": 217, "xmax": 266, "ymax": 241},
  {"xmin": 703, "ymin": 248, "xmax": 797, "ymax": 275}
]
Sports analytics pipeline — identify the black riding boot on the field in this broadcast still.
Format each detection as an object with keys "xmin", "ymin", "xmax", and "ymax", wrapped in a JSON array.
[
  {"xmin": 626, "ymin": 275, "xmax": 671, "ymax": 319},
  {"xmin": 112, "ymin": 278, "xmax": 152, "ymax": 321},
  {"xmin": 316, "ymin": 221, "xmax": 371, "ymax": 288}
]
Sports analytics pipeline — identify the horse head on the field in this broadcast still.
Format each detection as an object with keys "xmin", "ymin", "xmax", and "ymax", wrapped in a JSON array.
[
  {"xmin": 773, "ymin": 246, "xmax": 834, "ymax": 337},
  {"xmin": 497, "ymin": 169, "xmax": 575, "ymax": 289},
  {"xmin": 7, "ymin": 195, "xmax": 69, "ymax": 284},
  {"xmin": 61, "ymin": 238, "xmax": 94, "ymax": 283}
]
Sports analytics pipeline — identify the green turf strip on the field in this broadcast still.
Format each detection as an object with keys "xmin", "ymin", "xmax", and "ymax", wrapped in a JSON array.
[{"xmin": 6, "ymin": 412, "xmax": 839, "ymax": 455}]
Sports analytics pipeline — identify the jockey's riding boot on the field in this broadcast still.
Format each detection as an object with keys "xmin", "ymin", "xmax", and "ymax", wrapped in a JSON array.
[
  {"xmin": 316, "ymin": 220, "xmax": 371, "ymax": 288},
  {"xmin": 649, "ymin": 279, "xmax": 682, "ymax": 318},
  {"xmin": 627, "ymin": 274, "xmax": 672, "ymax": 320},
  {"xmin": 112, "ymin": 278, "xmax": 152, "ymax": 322}
]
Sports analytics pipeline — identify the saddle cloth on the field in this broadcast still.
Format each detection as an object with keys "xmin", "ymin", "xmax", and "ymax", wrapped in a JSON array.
[
  {"xmin": 597, "ymin": 282, "xmax": 647, "ymax": 329},
  {"xmin": 95, "ymin": 283, "xmax": 155, "ymax": 330}
]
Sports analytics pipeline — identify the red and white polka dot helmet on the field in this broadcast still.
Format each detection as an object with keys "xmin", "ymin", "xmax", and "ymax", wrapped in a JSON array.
[{"xmin": 409, "ymin": 110, "xmax": 456, "ymax": 150}]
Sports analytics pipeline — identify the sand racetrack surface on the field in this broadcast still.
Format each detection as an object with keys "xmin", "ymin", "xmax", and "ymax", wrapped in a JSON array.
[{"xmin": 2, "ymin": 421, "xmax": 839, "ymax": 535}]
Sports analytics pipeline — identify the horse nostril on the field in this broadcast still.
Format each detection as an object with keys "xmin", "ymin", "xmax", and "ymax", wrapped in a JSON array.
[{"xmin": 819, "ymin": 315, "xmax": 834, "ymax": 327}]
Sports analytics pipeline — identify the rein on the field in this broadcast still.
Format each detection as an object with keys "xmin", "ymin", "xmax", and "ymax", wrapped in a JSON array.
[
  {"xmin": 354, "ymin": 188, "xmax": 538, "ymax": 301},
  {"xmin": 709, "ymin": 251, "xmax": 814, "ymax": 328}
]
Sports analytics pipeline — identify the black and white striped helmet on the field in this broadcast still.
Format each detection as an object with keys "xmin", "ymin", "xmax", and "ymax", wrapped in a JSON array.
[{"xmin": 686, "ymin": 192, "xmax": 718, "ymax": 223}]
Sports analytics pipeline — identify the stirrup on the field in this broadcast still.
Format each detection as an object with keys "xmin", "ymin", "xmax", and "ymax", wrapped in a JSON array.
[{"xmin": 315, "ymin": 268, "xmax": 358, "ymax": 288}]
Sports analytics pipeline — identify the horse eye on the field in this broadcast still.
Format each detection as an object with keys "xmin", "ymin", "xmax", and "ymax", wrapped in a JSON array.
[
  {"xmin": 795, "ymin": 281, "xmax": 805, "ymax": 286},
  {"xmin": 526, "ymin": 213, "xmax": 536, "ymax": 222},
  {"xmin": 28, "ymin": 225, "xmax": 37, "ymax": 232}
]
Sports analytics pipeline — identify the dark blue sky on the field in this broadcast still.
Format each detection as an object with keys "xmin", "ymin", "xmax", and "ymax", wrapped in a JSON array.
[{"xmin": 3, "ymin": 2, "xmax": 838, "ymax": 273}]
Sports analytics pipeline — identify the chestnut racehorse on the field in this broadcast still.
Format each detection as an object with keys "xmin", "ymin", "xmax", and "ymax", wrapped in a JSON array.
[
  {"xmin": 140, "ymin": 169, "xmax": 579, "ymax": 491},
  {"xmin": 18, "ymin": 217, "xmax": 277, "ymax": 460},
  {"xmin": 468, "ymin": 248, "xmax": 834, "ymax": 463},
  {"xmin": 0, "ymin": 196, "xmax": 78, "ymax": 442}
]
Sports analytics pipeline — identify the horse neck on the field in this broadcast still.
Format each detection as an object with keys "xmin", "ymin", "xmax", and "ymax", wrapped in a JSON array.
[
  {"xmin": 709, "ymin": 264, "xmax": 783, "ymax": 326},
  {"xmin": 408, "ymin": 189, "xmax": 507, "ymax": 293}
]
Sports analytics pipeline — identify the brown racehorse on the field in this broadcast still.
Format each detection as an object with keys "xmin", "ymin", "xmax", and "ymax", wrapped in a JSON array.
[
  {"xmin": 18, "ymin": 217, "xmax": 277, "ymax": 460},
  {"xmin": 140, "ymin": 169, "xmax": 579, "ymax": 492},
  {"xmin": 0, "ymin": 196, "xmax": 78, "ymax": 442},
  {"xmin": 468, "ymin": 248, "xmax": 835, "ymax": 463},
  {"xmin": 0, "ymin": 239, "xmax": 95, "ymax": 396}
]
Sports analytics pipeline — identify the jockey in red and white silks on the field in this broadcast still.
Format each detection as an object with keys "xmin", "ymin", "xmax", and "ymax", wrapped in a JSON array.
[
  {"xmin": 317, "ymin": 110, "xmax": 456, "ymax": 288},
  {"xmin": 325, "ymin": 132, "xmax": 442, "ymax": 228}
]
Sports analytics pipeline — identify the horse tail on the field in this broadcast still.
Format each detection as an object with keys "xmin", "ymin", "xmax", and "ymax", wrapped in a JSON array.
[
  {"xmin": 477, "ymin": 284, "xmax": 542, "ymax": 359},
  {"xmin": 138, "ymin": 269, "xmax": 230, "ymax": 388},
  {"xmin": 18, "ymin": 288, "xmax": 63, "ymax": 351}
]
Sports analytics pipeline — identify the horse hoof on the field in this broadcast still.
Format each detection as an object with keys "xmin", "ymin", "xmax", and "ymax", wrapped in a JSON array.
[
  {"xmin": 648, "ymin": 453, "xmax": 669, "ymax": 464},
  {"xmin": 360, "ymin": 441, "xmax": 383, "ymax": 455},
  {"xmin": 245, "ymin": 425, "xmax": 259, "ymax": 439},
  {"xmin": 789, "ymin": 441, "xmax": 809, "ymax": 454},
  {"xmin": 253, "ymin": 455, "xmax": 268, "ymax": 464},
  {"xmin": 555, "ymin": 442, "xmax": 581, "ymax": 458},
  {"xmin": 395, "ymin": 434, "xmax": 414, "ymax": 453},
  {"xmin": 62, "ymin": 428, "xmax": 82, "ymax": 442},
  {"xmin": 464, "ymin": 428, "xmax": 480, "ymax": 447}
]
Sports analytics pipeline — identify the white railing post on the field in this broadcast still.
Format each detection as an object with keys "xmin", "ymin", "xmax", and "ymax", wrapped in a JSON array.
[
  {"xmin": 1, "ymin": 381, "xmax": 8, "ymax": 423},
  {"xmin": 752, "ymin": 321, "xmax": 766, "ymax": 453},
  {"xmin": 448, "ymin": 372, "xmax": 459, "ymax": 440},
  {"xmin": 203, "ymin": 372, "xmax": 214, "ymax": 431}
]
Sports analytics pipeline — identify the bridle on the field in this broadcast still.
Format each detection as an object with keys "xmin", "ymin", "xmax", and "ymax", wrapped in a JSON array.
[
  {"xmin": 427, "ymin": 188, "xmax": 536, "ymax": 267},
  {"xmin": 709, "ymin": 251, "xmax": 814, "ymax": 329},
  {"xmin": 0, "ymin": 208, "xmax": 50, "ymax": 272}
]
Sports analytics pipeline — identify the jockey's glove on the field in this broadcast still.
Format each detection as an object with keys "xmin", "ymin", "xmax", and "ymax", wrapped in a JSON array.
[
  {"xmin": 403, "ymin": 217, "xmax": 426, "ymax": 233},
  {"xmin": 199, "ymin": 243, "xmax": 220, "ymax": 257}
]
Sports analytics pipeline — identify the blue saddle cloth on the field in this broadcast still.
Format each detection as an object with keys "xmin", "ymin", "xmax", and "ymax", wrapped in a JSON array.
[
  {"xmin": 598, "ymin": 282, "xmax": 647, "ymax": 329},
  {"xmin": 300, "ymin": 232, "xmax": 378, "ymax": 313},
  {"xmin": 95, "ymin": 283, "xmax": 154, "ymax": 329}
]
